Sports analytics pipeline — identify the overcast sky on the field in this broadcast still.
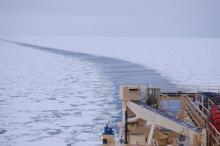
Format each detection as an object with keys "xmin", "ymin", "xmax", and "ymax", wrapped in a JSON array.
[{"xmin": 0, "ymin": 0, "xmax": 219, "ymax": 37}]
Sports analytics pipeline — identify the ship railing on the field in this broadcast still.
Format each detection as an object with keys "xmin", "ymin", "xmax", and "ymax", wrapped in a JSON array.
[
  {"xmin": 206, "ymin": 121, "xmax": 220, "ymax": 146},
  {"xmin": 159, "ymin": 94, "xmax": 180, "ymax": 116},
  {"xmin": 197, "ymin": 86, "xmax": 220, "ymax": 94},
  {"xmin": 194, "ymin": 98, "xmax": 210, "ymax": 117},
  {"xmin": 142, "ymin": 85, "xmax": 220, "ymax": 94},
  {"xmin": 185, "ymin": 96, "xmax": 207, "ymax": 128},
  {"xmin": 186, "ymin": 96, "xmax": 220, "ymax": 145},
  {"xmin": 177, "ymin": 85, "xmax": 220, "ymax": 94}
]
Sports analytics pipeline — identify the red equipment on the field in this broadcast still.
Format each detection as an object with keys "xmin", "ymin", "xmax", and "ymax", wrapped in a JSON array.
[{"xmin": 210, "ymin": 104, "xmax": 220, "ymax": 131}]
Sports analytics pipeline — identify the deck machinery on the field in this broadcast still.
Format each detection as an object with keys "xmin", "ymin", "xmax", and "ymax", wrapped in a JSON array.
[{"xmin": 101, "ymin": 85, "xmax": 220, "ymax": 146}]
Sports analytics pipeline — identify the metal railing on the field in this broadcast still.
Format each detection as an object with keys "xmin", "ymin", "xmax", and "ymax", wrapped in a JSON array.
[
  {"xmin": 185, "ymin": 96, "xmax": 220, "ymax": 145},
  {"xmin": 178, "ymin": 85, "xmax": 220, "ymax": 94}
]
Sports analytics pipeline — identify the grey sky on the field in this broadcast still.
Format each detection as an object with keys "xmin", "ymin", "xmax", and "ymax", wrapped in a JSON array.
[{"xmin": 0, "ymin": 0, "xmax": 219, "ymax": 37}]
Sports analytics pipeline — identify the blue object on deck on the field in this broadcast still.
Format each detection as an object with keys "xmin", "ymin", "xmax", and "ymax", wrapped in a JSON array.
[
  {"xmin": 178, "ymin": 134, "xmax": 185, "ymax": 146},
  {"xmin": 103, "ymin": 124, "xmax": 114, "ymax": 135},
  {"xmin": 179, "ymin": 134, "xmax": 185, "ymax": 141}
]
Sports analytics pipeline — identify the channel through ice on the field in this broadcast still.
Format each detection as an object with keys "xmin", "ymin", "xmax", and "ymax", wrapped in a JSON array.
[{"xmin": 0, "ymin": 37, "xmax": 220, "ymax": 146}]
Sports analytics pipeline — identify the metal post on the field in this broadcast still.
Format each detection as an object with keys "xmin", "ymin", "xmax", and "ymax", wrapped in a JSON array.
[
  {"xmin": 124, "ymin": 110, "xmax": 128, "ymax": 144},
  {"xmin": 147, "ymin": 124, "xmax": 155, "ymax": 145}
]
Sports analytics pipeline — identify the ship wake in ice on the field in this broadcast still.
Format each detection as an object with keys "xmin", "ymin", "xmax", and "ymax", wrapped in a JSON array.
[{"xmin": 0, "ymin": 41, "xmax": 175, "ymax": 146}]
